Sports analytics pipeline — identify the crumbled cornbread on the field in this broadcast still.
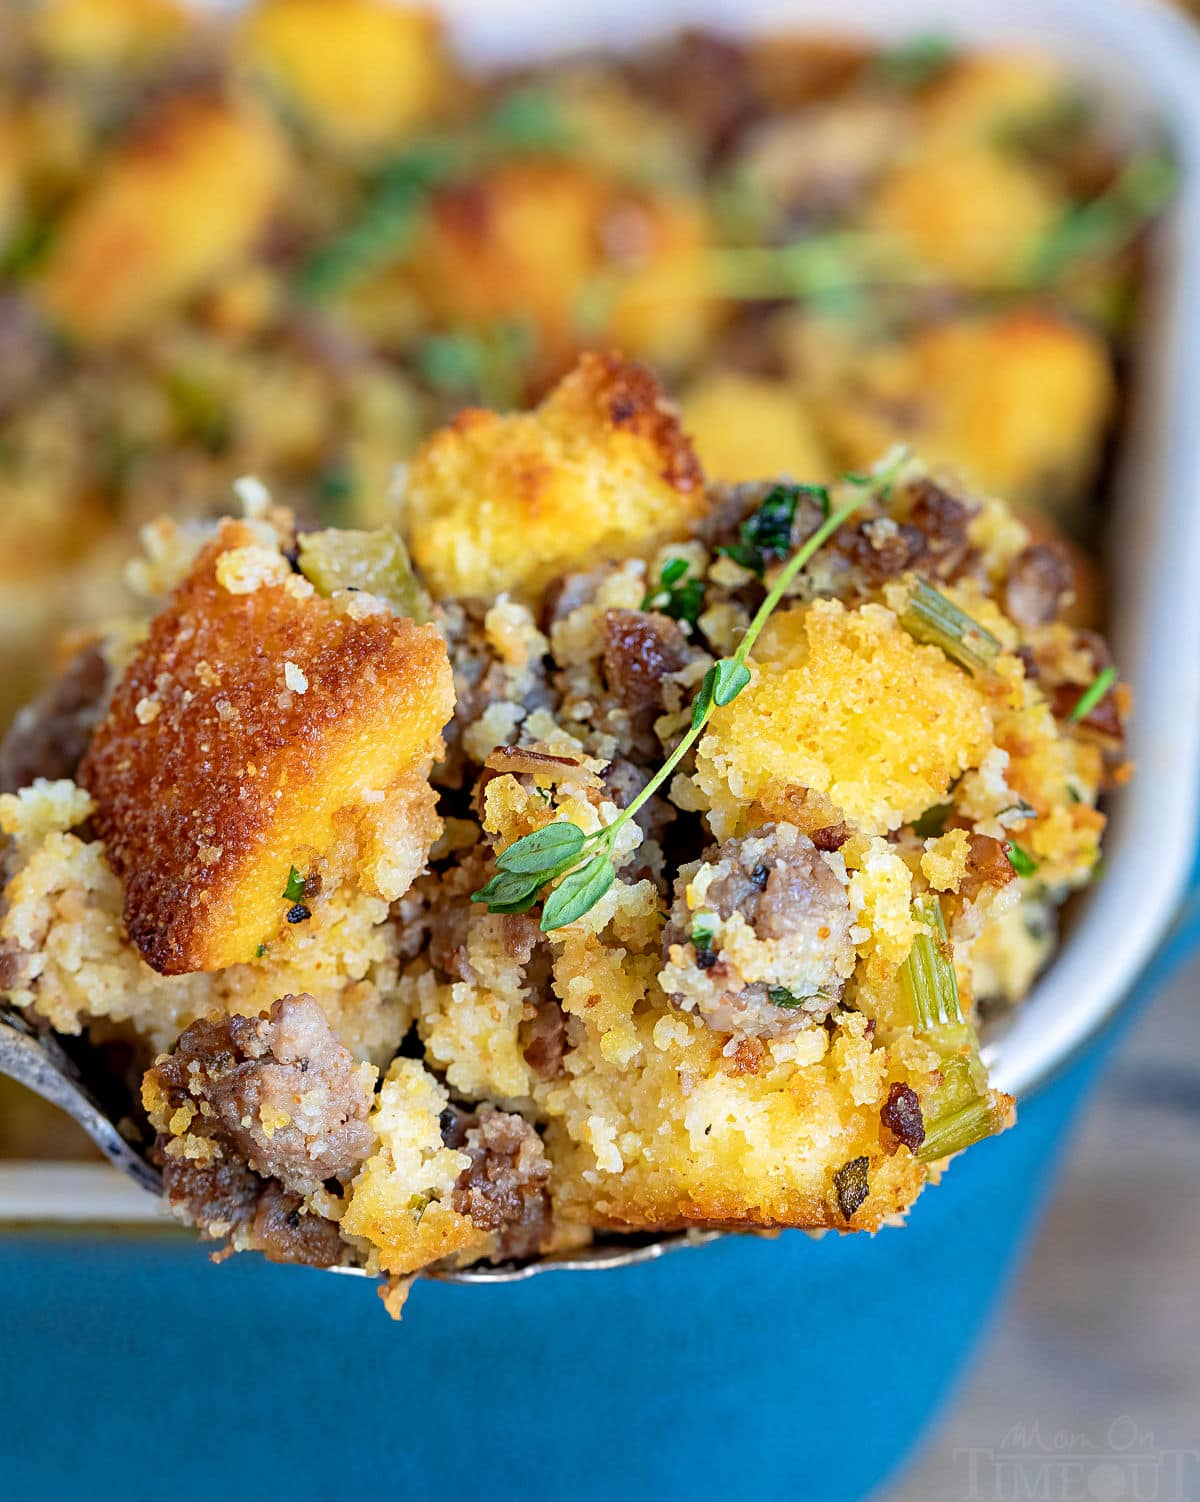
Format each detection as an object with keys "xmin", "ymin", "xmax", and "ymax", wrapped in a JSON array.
[
  {"xmin": 694, "ymin": 600, "xmax": 992, "ymax": 839},
  {"xmin": 0, "ymin": 357, "xmax": 1125, "ymax": 1284}
]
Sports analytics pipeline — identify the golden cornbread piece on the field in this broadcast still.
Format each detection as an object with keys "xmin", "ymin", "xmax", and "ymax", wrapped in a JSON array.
[
  {"xmin": 237, "ymin": 0, "xmax": 447, "ymax": 152},
  {"xmin": 544, "ymin": 1010, "xmax": 937, "ymax": 1235},
  {"xmin": 36, "ymin": 97, "xmax": 288, "ymax": 343},
  {"xmin": 407, "ymin": 158, "xmax": 716, "ymax": 380},
  {"xmin": 680, "ymin": 372, "xmax": 832, "ymax": 484},
  {"xmin": 867, "ymin": 143, "xmax": 1060, "ymax": 286},
  {"xmin": 694, "ymin": 599, "xmax": 992, "ymax": 840},
  {"xmin": 809, "ymin": 309, "xmax": 1114, "ymax": 517},
  {"xmin": 919, "ymin": 53, "xmax": 1073, "ymax": 145},
  {"xmin": 77, "ymin": 519, "xmax": 453, "ymax": 976},
  {"xmin": 404, "ymin": 352, "xmax": 705, "ymax": 600},
  {"xmin": 31, "ymin": 0, "xmax": 186, "ymax": 71}
]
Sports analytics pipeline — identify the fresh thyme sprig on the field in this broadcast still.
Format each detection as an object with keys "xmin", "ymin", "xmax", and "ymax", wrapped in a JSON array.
[
  {"xmin": 472, "ymin": 449, "xmax": 910, "ymax": 932},
  {"xmin": 1024, "ymin": 147, "xmax": 1177, "ymax": 287}
]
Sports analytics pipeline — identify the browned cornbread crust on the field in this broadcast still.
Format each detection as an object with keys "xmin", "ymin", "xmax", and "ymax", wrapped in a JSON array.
[
  {"xmin": 405, "ymin": 351, "xmax": 706, "ymax": 600},
  {"xmin": 78, "ymin": 519, "xmax": 454, "ymax": 975}
]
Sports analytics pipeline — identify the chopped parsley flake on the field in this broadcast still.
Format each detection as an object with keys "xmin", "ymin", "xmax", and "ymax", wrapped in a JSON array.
[
  {"xmin": 768, "ymin": 986, "xmax": 828, "ymax": 1009},
  {"xmin": 641, "ymin": 557, "xmax": 705, "ymax": 624},
  {"xmin": 690, "ymin": 911, "xmax": 718, "ymax": 954},
  {"xmin": 719, "ymin": 484, "xmax": 827, "ymax": 576}
]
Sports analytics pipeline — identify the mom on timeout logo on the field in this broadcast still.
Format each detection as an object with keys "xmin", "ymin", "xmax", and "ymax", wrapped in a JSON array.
[{"xmin": 953, "ymin": 1416, "xmax": 1200, "ymax": 1501}]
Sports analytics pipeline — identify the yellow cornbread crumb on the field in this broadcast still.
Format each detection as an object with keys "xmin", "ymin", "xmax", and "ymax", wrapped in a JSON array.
[{"xmin": 694, "ymin": 599, "xmax": 992, "ymax": 839}]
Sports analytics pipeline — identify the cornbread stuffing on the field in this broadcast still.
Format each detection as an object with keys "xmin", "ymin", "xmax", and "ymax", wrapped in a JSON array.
[
  {"xmin": 0, "ymin": 356, "xmax": 1129, "ymax": 1285},
  {"xmin": 0, "ymin": 2, "xmax": 1166, "ymax": 729}
]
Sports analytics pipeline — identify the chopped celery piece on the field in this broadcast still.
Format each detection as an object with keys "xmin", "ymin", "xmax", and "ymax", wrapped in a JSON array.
[
  {"xmin": 917, "ymin": 1092, "xmax": 1009, "ymax": 1163},
  {"xmin": 901, "ymin": 895, "xmax": 963, "ymax": 1030},
  {"xmin": 900, "ymin": 580, "xmax": 1000, "ymax": 676},
  {"xmin": 297, "ymin": 528, "xmax": 428, "ymax": 623},
  {"xmin": 927, "ymin": 1041, "xmax": 988, "ymax": 1110}
]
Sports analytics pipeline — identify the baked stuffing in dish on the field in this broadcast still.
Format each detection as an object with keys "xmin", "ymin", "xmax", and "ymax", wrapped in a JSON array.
[
  {"xmin": 0, "ymin": 0, "xmax": 1169, "ymax": 724},
  {"xmin": 0, "ymin": 354, "xmax": 1130, "ymax": 1287}
]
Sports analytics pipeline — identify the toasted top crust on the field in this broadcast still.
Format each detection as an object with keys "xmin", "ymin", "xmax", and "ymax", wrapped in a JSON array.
[
  {"xmin": 79, "ymin": 520, "xmax": 453, "ymax": 975},
  {"xmin": 404, "ymin": 351, "xmax": 705, "ymax": 600}
]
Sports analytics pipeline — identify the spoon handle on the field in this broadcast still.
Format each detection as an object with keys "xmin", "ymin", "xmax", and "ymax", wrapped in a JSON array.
[{"xmin": 0, "ymin": 1010, "xmax": 161, "ymax": 1196}]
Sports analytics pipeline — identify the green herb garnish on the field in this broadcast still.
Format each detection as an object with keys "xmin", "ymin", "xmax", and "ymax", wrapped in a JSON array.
[
  {"xmin": 470, "ymin": 453, "xmax": 909, "ymax": 931},
  {"xmin": 539, "ymin": 852, "xmax": 617, "ymax": 931},
  {"xmin": 1005, "ymin": 841, "xmax": 1038, "ymax": 878},
  {"xmin": 641, "ymin": 557, "xmax": 705, "ymax": 625},
  {"xmin": 1026, "ymin": 147, "xmax": 1177, "ymax": 286},
  {"xmin": 255, "ymin": 943, "xmax": 267, "ymax": 959},
  {"xmin": 407, "ymin": 1192, "xmax": 430, "ymax": 1223},
  {"xmin": 901, "ymin": 895, "xmax": 962, "ymax": 1031},
  {"xmin": 296, "ymin": 146, "xmax": 450, "ymax": 301},
  {"xmin": 833, "ymin": 1155, "xmax": 871, "ymax": 1220},
  {"xmin": 768, "ymin": 986, "xmax": 829, "ymax": 1010},
  {"xmin": 1069, "ymin": 665, "xmax": 1117, "ymax": 723},
  {"xmin": 482, "ymin": 85, "xmax": 576, "ymax": 153},
  {"xmin": 719, "ymin": 483, "xmax": 829, "ymax": 576},
  {"xmin": 283, "ymin": 866, "xmax": 306, "ymax": 903},
  {"xmin": 297, "ymin": 91, "xmax": 574, "ymax": 303},
  {"xmin": 900, "ymin": 580, "xmax": 1000, "ymax": 676},
  {"xmin": 873, "ymin": 35, "xmax": 955, "ymax": 91},
  {"xmin": 690, "ymin": 911, "xmax": 718, "ymax": 954},
  {"xmin": 416, "ymin": 319, "xmax": 535, "ymax": 409},
  {"xmin": 314, "ymin": 461, "xmax": 355, "ymax": 525}
]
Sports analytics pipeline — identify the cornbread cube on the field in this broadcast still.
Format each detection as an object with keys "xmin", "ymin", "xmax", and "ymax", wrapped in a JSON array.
[
  {"xmin": 36, "ymin": 98, "xmax": 288, "ymax": 343},
  {"xmin": 694, "ymin": 599, "xmax": 992, "ymax": 840},
  {"xmin": 867, "ymin": 143, "xmax": 1060, "ymax": 287},
  {"xmin": 408, "ymin": 159, "xmax": 717, "ymax": 379},
  {"xmin": 404, "ymin": 352, "xmax": 705, "ymax": 600},
  {"xmin": 77, "ymin": 519, "xmax": 453, "ymax": 975},
  {"xmin": 0, "ymin": 778, "xmax": 416, "ymax": 1061},
  {"xmin": 808, "ymin": 309, "xmax": 1114, "ymax": 517},
  {"xmin": 920, "ymin": 54, "xmax": 1073, "ymax": 145},
  {"xmin": 680, "ymin": 372, "xmax": 831, "ymax": 484},
  {"xmin": 237, "ymin": 0, "xmax": 447, "ymax": 151},
  {"xmin": 31, "ymin": 0, "xmax": 186, "ymax": 70},
  {"xmin": 544, "ymin": 1009, "xmax": 940, "ymax": 1235}
]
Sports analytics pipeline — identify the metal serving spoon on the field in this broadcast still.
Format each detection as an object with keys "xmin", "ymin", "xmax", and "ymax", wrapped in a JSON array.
[{"xmin": 0, "ymin": 1003, "xmax": 717, "ymax": 1280}]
